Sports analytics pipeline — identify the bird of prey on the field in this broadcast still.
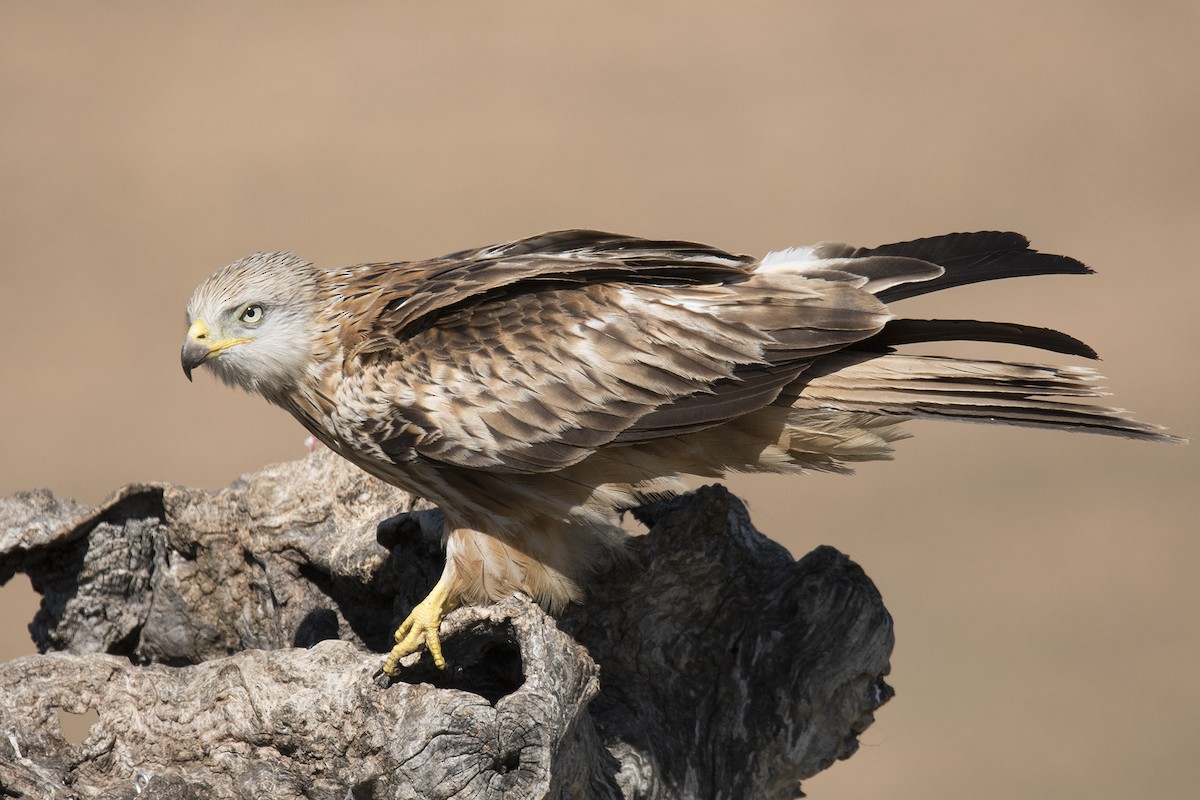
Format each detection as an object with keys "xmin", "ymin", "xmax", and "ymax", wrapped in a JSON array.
[{"xmin": 181, "ymin": 230, "xmax": 1173, "ymax": 673}]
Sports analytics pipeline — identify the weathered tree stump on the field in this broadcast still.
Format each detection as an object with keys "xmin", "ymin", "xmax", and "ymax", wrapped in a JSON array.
[{"xmin": 0, "ymin": 450, "xmax": 893, "ymax": 799}]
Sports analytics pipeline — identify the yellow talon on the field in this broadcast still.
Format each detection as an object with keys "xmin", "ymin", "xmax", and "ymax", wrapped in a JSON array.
[{"xmin": 382, "ymin": 575, "xmax": 460, "ymax": 674}]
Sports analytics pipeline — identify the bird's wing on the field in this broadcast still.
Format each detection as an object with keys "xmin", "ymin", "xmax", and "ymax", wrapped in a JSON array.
[
  {"xmin": 330, "ymin": 231, "xmax": 932, "ymax": 473},
  {"xmin": 364, "ymin": 230, "xmax": 754, "ymax": 336}
]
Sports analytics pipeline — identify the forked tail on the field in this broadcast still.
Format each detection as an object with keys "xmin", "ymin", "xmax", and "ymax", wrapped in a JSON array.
[{"xmin": 784, "ymin": 232, "xmax": 1179, "ymax": 443}]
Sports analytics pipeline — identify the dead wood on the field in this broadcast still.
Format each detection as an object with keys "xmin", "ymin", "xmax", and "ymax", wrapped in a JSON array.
[{"xmin": 0, "ymin": 450, "xmax": 893, "ymax": 799}]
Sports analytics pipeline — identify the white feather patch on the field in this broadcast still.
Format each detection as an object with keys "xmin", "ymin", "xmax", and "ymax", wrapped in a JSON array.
[{"xmin": 758, "ymin": 246, "xmax": 820, "ymax": 273}]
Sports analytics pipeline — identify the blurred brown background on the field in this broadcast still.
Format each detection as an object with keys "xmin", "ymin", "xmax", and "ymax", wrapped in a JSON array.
[{"xmin": 1, "ymin": 2, "xmax": 1196, "ymax": 797}]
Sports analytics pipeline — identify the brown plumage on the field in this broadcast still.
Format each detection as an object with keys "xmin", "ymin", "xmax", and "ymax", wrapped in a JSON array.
[{"xmin": 181, "ymin": 230, "xmax": 1175, "ymax": 671}]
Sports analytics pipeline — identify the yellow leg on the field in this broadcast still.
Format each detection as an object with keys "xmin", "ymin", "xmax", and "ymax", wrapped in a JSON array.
[{"xmin": 382, "ymin": 574, "xmax": 461, "ymax": 674}]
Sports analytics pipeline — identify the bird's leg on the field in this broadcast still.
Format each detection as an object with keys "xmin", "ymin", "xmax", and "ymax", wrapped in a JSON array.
[{"xmin": 383, "ymin": 570, "xmax": 461, "ymax": 674}]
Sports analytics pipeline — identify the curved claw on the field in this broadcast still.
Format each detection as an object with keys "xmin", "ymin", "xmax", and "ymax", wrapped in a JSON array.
[{"xmin": 382, "ymin": 576, "xmax": 460, "ymax": 675}]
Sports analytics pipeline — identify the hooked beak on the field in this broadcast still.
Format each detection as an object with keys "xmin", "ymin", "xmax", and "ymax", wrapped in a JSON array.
[
  {"xmin": 181, "ymin": 319, "xmax": 250, "ymax": 381},
  {"xmin": 181, "ymin": 319, "xmax": 210, "ymax": 381}
]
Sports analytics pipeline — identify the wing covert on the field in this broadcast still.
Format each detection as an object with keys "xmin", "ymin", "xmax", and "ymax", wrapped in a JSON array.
[{"xmin": 336, "ymin": 271, "xmax": 891, "ymax": 473}]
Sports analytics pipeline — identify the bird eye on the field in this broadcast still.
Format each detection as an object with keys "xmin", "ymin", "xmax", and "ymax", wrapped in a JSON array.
[{"xmin": 239, "ymin": 304, "xmax": 264, "ymax": 324}]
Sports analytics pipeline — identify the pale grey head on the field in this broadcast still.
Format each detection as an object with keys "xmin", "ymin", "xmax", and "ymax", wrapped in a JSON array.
[{"xmin": 182, "ymin": 252, "xmax": 321, "ymax": 399}]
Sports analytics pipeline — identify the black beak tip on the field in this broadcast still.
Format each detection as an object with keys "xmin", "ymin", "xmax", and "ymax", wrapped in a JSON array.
[{"xmin": 181, "ymin": 343, "xmax": 205, "ymax": 382}]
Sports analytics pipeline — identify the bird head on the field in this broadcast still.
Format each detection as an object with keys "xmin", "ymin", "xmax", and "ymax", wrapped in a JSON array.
[{"xmin": 182, "ymin": 252, "xmax": 321, "ymax": 399}]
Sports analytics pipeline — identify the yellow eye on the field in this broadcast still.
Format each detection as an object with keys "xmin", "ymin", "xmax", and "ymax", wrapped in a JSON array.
[{"xmin": 239, "ymin": 304, "xmax": 264, "ymax": 324}]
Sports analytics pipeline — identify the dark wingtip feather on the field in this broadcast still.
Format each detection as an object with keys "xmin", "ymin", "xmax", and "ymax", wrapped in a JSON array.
[
  {"xmin": 868, "ymin": 232, "xmax": 1092, "ymax": 303},
  {"xmin": 861, "ymin": 318, "xmax": 1100, "ymax": 359}
]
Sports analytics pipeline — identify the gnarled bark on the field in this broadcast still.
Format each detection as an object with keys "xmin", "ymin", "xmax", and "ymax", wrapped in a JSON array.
[{"xmin": 0, "ymin": 450, "xmax": 893, "ymax": 799}]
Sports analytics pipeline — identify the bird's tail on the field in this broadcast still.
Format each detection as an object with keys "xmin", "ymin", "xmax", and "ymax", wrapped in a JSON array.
[
  {"xmin": 774, "ymin": 231, "xmax": 1178, "ymax": 444},
  {"xmin": 781, "ymin": 352, "xmax": 1177, "ymax": 442}
]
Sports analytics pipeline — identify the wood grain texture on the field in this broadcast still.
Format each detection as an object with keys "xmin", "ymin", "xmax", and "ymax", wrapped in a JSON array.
[{"xmin": 0, "ymin": 450, "xmax": 892, "ymax": 799}]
